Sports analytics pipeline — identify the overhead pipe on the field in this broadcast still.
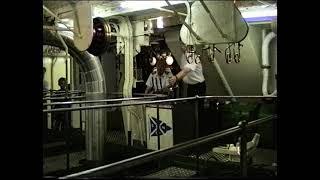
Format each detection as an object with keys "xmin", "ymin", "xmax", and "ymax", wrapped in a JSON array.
[
  {"xmin": 43, "ymin": 26, "xmax": 72, "ymax": 31},
  {"xmin": 55, "ymin": 23, "xmax": 69, "ymax": 56},
  {"xmin": 262, "ymin": 31, "xmax": 277, "ymax": 96},
  {"xmin": 154, "ymin": 7, "xmax": 187, "ymax": 16},
  {"xmin": 55, "ymin": 22, "xmax": 70, "ymax": 86},
  {"xmin": 43, "ymin": 5, "xmax": 81, "ymax": 38},
  {"xmin": 44, "ymin": 26, "xmax": 122, "ymax": 39}
]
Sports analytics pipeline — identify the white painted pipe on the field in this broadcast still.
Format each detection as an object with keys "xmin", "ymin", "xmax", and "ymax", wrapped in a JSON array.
[
  {"xmin": 262, "ymin": 29, "xmax": 267, "ymax": 39},
  {"xmin": 213, "ymin": 58, "xmax": 236, "ymax": 102},
  {"xmin": 262, "ymin": 31, "xmax": 276, "ymax": 96},
  {"xmin": 112, "ymin": 16, "xmax": 134, "ymax": 145},
  {"xmin": 43, "ymin": 26, "xmax": 71, "ymax": 31},
  {"xmin": 43, "ymin": 6, "xmax": 62, "ymax": 22},
  {"xmin": 55, "ymin": 21, "xmax": 70, "ymax": 87},
  {"xmin": 155, "ymin": 7, "xmax": 187, "ymax": 16},
  {"xmin": 185, "ymin": 1, "xmax": 191, "ymax": 19},
  {"xmin": 55, "ymin": 22, "xmax": 69, "ymax": 57}
]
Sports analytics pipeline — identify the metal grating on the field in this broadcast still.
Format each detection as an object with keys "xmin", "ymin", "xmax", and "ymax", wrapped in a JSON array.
[
  {"xmin": 43, "ymin": 151, "xmax": 86, "ymax": 175},
  {"xmin": 145, "ymin": 166, "xmax": 196, "ymax": 178},
  {"xmin": 189, "ymin": 151, "xmax": 230, "ymax": 162},
  {"xmin": 105, "ymin": 130, "xmax": 127, "ymax": 145}
]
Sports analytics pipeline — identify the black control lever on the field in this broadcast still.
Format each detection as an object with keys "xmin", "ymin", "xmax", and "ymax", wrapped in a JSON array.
[
  {"xmin": 225, "ymin": 43, "xmax": 233, "ymax": 64},
  {"xmin": 234, "ymin": 43, "xmax": 243, "ymax": 63}
]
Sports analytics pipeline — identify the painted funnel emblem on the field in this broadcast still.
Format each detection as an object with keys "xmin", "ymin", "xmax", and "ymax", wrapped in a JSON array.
[{"xmin": 149, "ymin": 116, "xmax": 172, "ymax": 136}]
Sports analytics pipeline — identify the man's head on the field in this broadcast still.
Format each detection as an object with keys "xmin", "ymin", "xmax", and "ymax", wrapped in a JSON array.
[
  {"xmin": 156, "ymin": 59, "xmax": 166, "ymax": 76},
  {"xmin": 58, "ymin": 77, "xmax": 67, "ymax": 90},
  {"xmin": 160, "ymin": 49, "xmax": 167, "ymax": 59}
]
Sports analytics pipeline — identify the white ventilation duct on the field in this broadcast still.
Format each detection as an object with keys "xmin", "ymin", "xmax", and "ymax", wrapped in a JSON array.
[
  {"xmin": 261, "ymin": 31, "xmax": 277, "ymax": 96},
  {"xmin": 43, "ymin": 29, "xmax": 107, "ymax": 161}
]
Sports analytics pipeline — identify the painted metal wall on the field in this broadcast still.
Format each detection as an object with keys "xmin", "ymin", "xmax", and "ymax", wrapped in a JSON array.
[{"xmin": 204, "ymin": 25, "xmax": 263, "ymax": 96}]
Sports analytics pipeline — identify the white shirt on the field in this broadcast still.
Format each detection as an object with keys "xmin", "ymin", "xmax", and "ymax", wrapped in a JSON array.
[
  {"xmin": 180, "ymin": 52, "xmax": 205, "ymax": 85},
  {"xmin": 146, "ymin": 68, "xmax": 172, "ymax": 92}
]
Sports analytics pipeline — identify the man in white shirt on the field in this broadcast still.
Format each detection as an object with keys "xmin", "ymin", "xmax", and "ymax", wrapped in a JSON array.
[
  {"xmin": 169, "ymin": 45, "xmax": 208, "ymax": 137},
  {"xmin": 169, "ymin": 45, "xmax": 206, "ymax": 97}
]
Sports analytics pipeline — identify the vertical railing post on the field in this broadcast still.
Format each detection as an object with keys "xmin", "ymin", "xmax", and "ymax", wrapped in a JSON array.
[
  {"xmin": 65, "ymin": 110, "xmax": 70, "ymax": 170},
  {"xmin": 66, "ymin": 58, "xmax": 68, "ymax": 88},
  {"xmin": 79, "ymin": 102, "xmax": 82, "ymax": 134},
  {"xmin": 128, "ymin": 131, "xmax": 132, "ymax": 146},
  {"xmin": 65, "ymin": 94, "xmax": 71, "ymax": 171},
  {"xmin": 156, "ymin": 103, "xmax": 161, "ymax": 150},
  {"xmin": 194, "ymin": 95, "xmax": 200, "ymax": 175},
  {"xmin": 195, "ymin": 96, "xmax": 199, "ymax": 139},
  {"xmin": 239, "ymin": 120, "xmax": 248, "ymax": 177},
  {"xmin": 50, "ymin": 91, "xmax": 53, "ymax": 129},
  {"xmin": 128, "ymin": 100, "xmax": 132, "ymax": 147}
]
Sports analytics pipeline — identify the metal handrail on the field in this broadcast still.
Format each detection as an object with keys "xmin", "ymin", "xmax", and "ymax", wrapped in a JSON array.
[
  {"xmin": 43, "ymin": 96, "xmax": 86, "ymax": 101},
  {"xmin": 43, "ymin": 97, "xmax": 196, "ymax": 113},
  {"xmin": 59, "ymin": 115, "xmax": 276, "ymax": 179},
  {"xmin": 43, "ymin": 90, "xmax": 85, "ymax": 97},
  {"xmin": 44, "ymin": 91, "xmax": 84, "ymax": 95},
  {"xmin": 43, "ymin": 96, "xmax": 276, "ymax": 113},
  {"xmin": 43, "ymin": 95, "xmax": 167, "ymax": 106},
  {"xmin": 43, "ymin": 90, "xmax": 85, "ymax": 93},
  {"xmin": 43, "ymin": 95, "xmax": 84, "ymax": 98}
]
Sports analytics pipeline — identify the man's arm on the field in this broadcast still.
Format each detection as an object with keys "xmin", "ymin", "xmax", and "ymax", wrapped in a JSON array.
[
  {"xmin": 169, "ymin": 64, "xmax": 195, "ymax": 85},
  {"xmin": 145, "ymin": 74, "xmax": 153, "ymax": 94},
  {"xmin": 145, "ymin": 86, "xmax": 153, "ymax": 94}
]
